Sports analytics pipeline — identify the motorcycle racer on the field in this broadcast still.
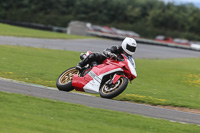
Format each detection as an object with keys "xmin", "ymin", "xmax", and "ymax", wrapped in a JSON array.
[
  {"xmin": 76, "ymin": 37, "xmax": 137, "ymax": 71},
  {"xmin": 57, "ymin": 37, "xmax": 137, "ymax": 98}
]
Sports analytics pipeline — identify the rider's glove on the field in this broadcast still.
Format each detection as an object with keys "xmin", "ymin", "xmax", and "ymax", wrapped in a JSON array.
[
  {"xmin": 109, "ymin": 53, "xmax": 117, "ymax": 59},
  {"xmin": 103, "ymin": 50, "xmax": 117, "ymax": 59}
]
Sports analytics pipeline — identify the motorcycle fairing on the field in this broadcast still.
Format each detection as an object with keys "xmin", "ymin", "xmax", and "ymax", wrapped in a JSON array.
[
  {"xmin": 72, "ymin": 54, "xmax": 137, "ymax": 93},
  {"xmin": 126, "ymin": 58, "xmax": 137, "ymax": 78},
  {"xmin": 83, "ymin": 67, "xmax": 123, "ymax": 93},
  {"xmin": 120, "ymin": 54, "xmax": 137, "ymax": 80},
  {"xmin": 72, "ymin": 74, "xmax": 92, "ymax": 92},
  {"xmin": 72, "ymin": 63, "xmax": 123, "ymax": 93}
]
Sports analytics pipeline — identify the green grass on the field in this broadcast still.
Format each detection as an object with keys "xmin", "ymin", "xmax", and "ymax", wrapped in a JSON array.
[
  {"xmin": 0, "ymin": 91, "xmax": 199, "ymax": 133},
  {"xmin": 0, "ymin": 23, "xmax": 93, "ymax": 39},
  {"xmin": 0, "ymin": 45, "xmax": 200, "ymax": 109},
  {"xmin": 118, "ymin": 58, "xmax": 200, "ymax": 108},
  {"xmin": 115, "ymin": 58, "xmax": 200, "ymax": 109}
]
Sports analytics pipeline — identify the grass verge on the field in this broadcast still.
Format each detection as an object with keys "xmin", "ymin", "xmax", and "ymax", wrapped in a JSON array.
[
  {"xmin": 0, "ymin": 23, "xmax": 94, "ymax": 39},
  {"xmin": 116, "ymin": 58, "xmax": 200, "ymax": 109},
  {"xmin": 0, "ymin": 45, "xmax": 200, "ymax": 109},
  {"xmin": 0, "ymin": 91, "xmax": 200, "ymax": 133}
]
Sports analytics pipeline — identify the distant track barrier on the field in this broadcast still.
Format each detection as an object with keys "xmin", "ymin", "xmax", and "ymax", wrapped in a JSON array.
[
  {"xmin": 68, "ymin": 21, "xmax": 200, "ymax": 52},
  {"xmin": 1, "ymin": 19, "xmax": 200, "ymax": 52},
  {"xmin": 87, "ymin": 31, "xmax": 200, "ymax": 52}
]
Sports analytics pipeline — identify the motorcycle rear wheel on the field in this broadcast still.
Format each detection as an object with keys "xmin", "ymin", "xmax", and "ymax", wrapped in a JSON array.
[
  {"xmin": 99, "ymin": 77, "xmax": 128, "ymax": 99},
  {"xmin": 56, "ymin": 67, "xmax": 78, "ymax": 92}
]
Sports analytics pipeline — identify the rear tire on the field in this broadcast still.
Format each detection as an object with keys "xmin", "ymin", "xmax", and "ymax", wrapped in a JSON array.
[
  {"xmin": 56, "ymin": 67, "xmax": 78, "ymax": 92},
  {"xmin": 99, "ymin": 77, "xmax": 128, "ymax": 99}
]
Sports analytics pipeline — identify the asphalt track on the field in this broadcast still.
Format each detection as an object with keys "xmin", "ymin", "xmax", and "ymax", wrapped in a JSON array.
[
  {"xmin": 0, "ymin": 36, "xmax": 200, "ymax": 125},
  {"xmin": 0, "ymin": 36, "xmax": 200, "ymax": 59}
]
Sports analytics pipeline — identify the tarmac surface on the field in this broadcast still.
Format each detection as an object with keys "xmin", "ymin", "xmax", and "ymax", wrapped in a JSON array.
[
  {"xmin": 0, "ymin": 36, "xmax": 200, "ymax": 59},
  {"xmin": 0, "ymin": 78, "xmax": 200, "ymax": 125}
]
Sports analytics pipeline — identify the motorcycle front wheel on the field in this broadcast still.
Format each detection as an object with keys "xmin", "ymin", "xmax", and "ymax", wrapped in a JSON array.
[
  {"xmin": 56, "ymin": 67, "xmax": 79, "ymax": 92},
  {"xmin": 99, "ymin": 77, "xmax": 128, "ymax": 99}
]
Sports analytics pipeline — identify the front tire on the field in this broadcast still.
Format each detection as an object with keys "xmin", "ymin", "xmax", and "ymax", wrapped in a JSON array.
[
  {"xmin": 56, "ymin": 67, "xmax": 79, "ymax": 92},
  {"xmin": 99, "ymin": 77, "xmax": 128, "ymax": 99}
]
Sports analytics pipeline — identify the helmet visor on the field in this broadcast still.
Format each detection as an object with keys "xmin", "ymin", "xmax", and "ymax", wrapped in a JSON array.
[{"xmin": 126, "ymin": 44, "xmax": 136, "ymax": 52}]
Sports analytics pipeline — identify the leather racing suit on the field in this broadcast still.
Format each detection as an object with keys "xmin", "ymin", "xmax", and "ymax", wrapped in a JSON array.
[{"xmin": 76, "ymin": 45, "xmax": 136, "ymax": 70}]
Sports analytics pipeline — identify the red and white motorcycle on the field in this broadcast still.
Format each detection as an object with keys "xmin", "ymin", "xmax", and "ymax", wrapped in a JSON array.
[{"xmin": 56, "ymin": 51, "xmax": 137, "ymax": 99}]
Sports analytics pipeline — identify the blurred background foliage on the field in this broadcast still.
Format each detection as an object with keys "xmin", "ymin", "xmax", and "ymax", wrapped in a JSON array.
[{"xmin": 0, "ymin": 0, "xmax": 200, "ymax": 40}]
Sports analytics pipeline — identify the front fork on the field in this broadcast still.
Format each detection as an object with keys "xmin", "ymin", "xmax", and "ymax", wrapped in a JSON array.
[{"xmin": 106, "ymin": 74, "xmax": 126, "ymax": 86}]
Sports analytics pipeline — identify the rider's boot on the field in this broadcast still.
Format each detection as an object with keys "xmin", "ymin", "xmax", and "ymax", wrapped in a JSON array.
[
  {"xmin": 75, "ymin": 64, "xmax": 83, "ymax": 71},
  {"xmin": 76, "ymin": 56, "xmax": 90, "ymax": 71},
  {"xmin": 76, "ymin": 53, "xmax": 105, "ymax": 71}
]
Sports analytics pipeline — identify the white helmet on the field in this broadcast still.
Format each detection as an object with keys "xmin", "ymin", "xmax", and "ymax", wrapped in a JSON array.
[{"xmin": 121, "ymin": 37, "xmax": 137, "ymax": 55}]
